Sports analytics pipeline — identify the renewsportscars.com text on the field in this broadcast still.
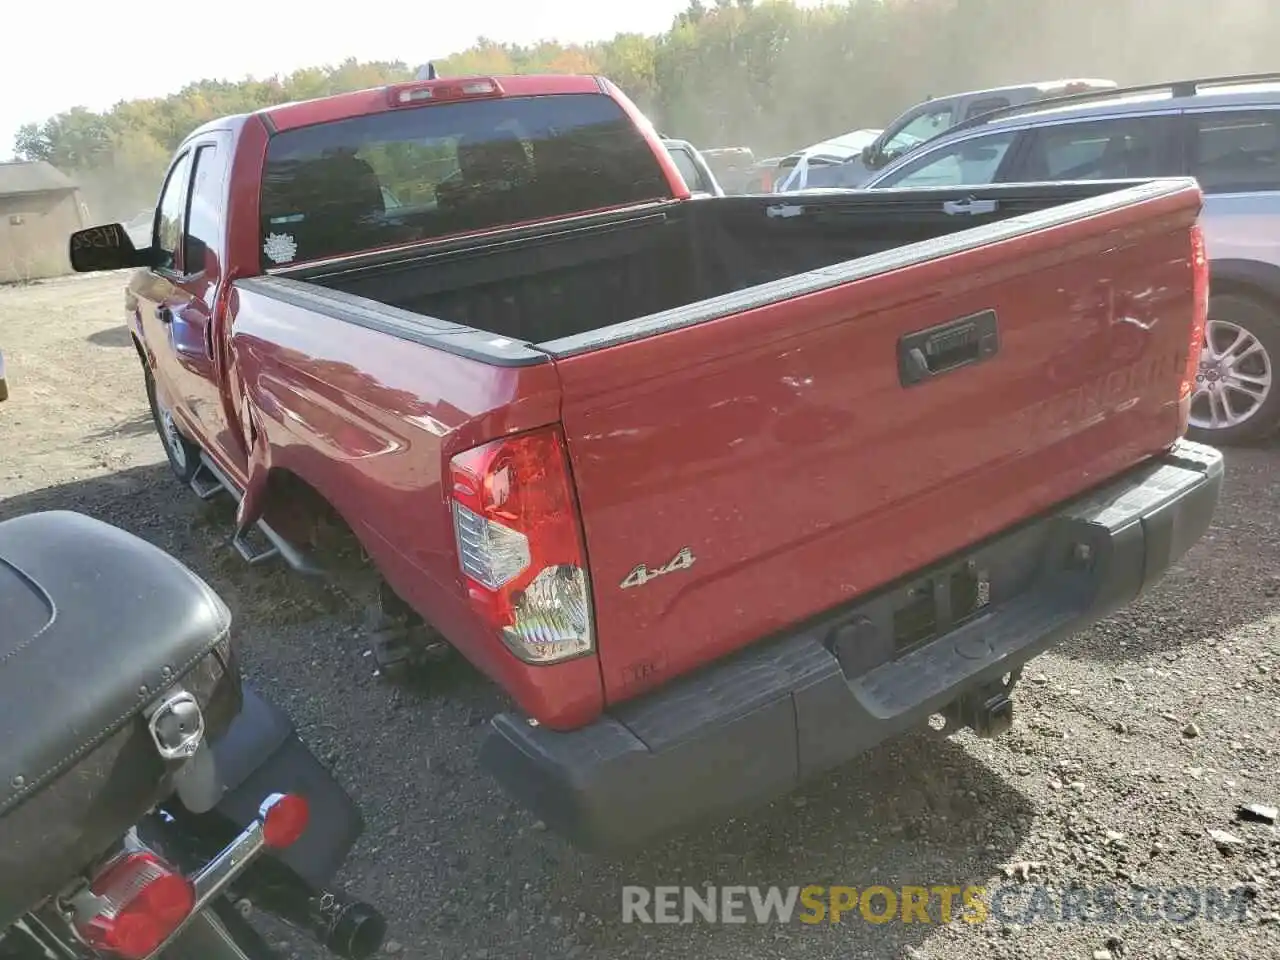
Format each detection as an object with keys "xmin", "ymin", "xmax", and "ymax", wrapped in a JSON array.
[{"xmin": 621, "ymin": 884, "xmax": 1252, "ymax": 925}]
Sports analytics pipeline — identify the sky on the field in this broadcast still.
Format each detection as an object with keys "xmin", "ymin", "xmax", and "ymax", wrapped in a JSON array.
[{"xmin": 0, "ymin": 0, "xmax": 722, "ymax": 161}]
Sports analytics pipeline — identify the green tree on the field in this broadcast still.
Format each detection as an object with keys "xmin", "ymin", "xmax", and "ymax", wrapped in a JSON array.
[
  {"xmin": 18, "ymin": 0, "xmax": 1280, "ymax": 186},
  {"xmin": 13, "ymin": 124, "xmax": 51, "ymax": 163}
]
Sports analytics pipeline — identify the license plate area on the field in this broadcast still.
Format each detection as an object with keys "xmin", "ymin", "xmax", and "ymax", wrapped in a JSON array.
[
  {"xmin": 891, "ymin": 560, "xmax": 993, "ymax": 656},
  {"xmin": 827, "ymin": 520, "xmax": 1055, "ymax": 679}
]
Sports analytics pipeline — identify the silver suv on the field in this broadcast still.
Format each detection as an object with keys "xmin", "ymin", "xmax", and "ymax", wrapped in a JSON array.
[{"xmin": 864, "ymin": 73, "xmax": 1280, "ymax": 446}]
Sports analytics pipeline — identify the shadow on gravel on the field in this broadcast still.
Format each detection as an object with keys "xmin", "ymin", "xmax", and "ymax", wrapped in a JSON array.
[
  {"xmin": 535, "ymin": 734, "xmax": 1034, "ymax": 958},
  {"xmin": 0, "ymin": 462, "xmax": 351, "ymax": 632},
  {"xmin": 84, "ymin": 414, "xmax": 154, "ymax": 442},
  {"xmin": 0, "ymin": 463, "xmax": 176, "ymax": 521},
  {"xmin": 86, "ymin": 325, "xmax": 133, "ymax": 348},
  {"xmin": 1063, "ymin": 441, "xmax": 1280, "ymax": 665}
]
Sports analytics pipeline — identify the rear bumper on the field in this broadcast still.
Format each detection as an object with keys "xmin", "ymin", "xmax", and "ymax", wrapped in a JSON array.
[{"xmin": 481, "ymin": 440, "xmax": 1224, "ymax": 852}]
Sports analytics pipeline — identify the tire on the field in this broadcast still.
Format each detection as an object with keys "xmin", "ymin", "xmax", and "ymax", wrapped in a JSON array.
[
  {"xmin": 145, "ymin": 368, "xmax": 202, "ymax": 483},
  {"xmin": 1186, "ymin": 292, "xmax": 1280, "ymax": 446}
]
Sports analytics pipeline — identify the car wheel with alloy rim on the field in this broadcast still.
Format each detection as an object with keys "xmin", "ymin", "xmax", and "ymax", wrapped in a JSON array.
[
  {"xmin": 145, "ymin": 368, "xmax": 201, "ymax": 482},
  {"xmin": 1186, "ymin": 293, "xmax": 1280, "ymax": 446}
]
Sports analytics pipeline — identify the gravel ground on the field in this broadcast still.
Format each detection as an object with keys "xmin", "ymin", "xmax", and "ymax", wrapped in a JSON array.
[{"xmin": 1, "ymin": 272, "xmax": 1278, "ymax": 960}]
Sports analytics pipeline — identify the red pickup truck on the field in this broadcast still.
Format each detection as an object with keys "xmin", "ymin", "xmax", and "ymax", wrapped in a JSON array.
[{"xmin": 70, "ymin": 73, "xmax": 1222, "ymax": 851}]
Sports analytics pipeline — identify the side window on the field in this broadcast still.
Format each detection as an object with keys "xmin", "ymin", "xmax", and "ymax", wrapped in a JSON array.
[
  {"xmin": 881, "ymin": 103, "xmax": 957, "ymax": 161},
  {"xmin": 667, "ymin": 147, "xmax": 706, "ymax": 193},
  {"xmin": 965, "ymin": 97, "xmax": 1010, "ymax": 120},
  {"xmin": 1020, "ymin": 117, "xmax": 1172, "ymax": 181},
  {"xmin": 877, "ymin": 132, "xmax": 1018, "ymax": 189},
  {"xmin": 184, "ymin": 143, "xmax": 229, "ymax": 273},
  {"xmin": 1190, "ymin": 110, "xmax": 1280, "ymax": 194},
  {"xmin": 154, "ymin": 151, "xmax": 193, "ymax": 271},
  {"xmin": 774, "ymin": 156, "xmax": 801, "ymax": 191}
]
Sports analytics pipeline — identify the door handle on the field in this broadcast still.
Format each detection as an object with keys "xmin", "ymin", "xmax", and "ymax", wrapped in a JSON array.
[
  {"xmin": 942, "ymin": 197, "xmax": 999, "ymax": 216},
  {"xmin": 155, "ymin": 305, "xmax": 173, "ymax": 324},
  {"xmin": 898, "ymin": 310, "xmax": 1000, "ymax": 387}
]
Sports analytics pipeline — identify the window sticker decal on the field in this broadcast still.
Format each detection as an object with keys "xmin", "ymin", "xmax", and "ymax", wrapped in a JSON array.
[{"xmin": 263, "ymin": 232, "xmax": 299, "ymax": 264}]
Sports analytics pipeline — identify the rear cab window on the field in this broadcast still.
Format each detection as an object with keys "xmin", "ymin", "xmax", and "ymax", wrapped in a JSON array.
[{"xmin": 258, "ymin": 93, "xmax": 672, "ymax": 269}]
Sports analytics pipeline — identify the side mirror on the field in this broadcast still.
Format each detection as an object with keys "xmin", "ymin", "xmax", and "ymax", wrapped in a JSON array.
[
  {"xmin": 69, "ymin": 224, "xmax": 154, "ymax": 273},
  {"xmin": 860, "ymin": 144, "xmax": 876, "ymax": 167}
]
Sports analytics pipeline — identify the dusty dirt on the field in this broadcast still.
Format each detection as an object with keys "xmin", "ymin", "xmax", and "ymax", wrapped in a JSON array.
[{"xmin": 1, "ymin": 272, "xmax": 1278, "ymax": 960}]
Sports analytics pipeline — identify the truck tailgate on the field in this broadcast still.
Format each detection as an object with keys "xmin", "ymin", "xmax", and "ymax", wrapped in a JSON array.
[{"xmin": 553, "ymin": 183, "xmax": 1204, "ymax": 705}]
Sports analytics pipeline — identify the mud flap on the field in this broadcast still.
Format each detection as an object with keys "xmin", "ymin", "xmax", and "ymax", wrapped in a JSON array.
[{"xmin": 210, "ymin": 684, "xmax": 363, "ymax": 889}]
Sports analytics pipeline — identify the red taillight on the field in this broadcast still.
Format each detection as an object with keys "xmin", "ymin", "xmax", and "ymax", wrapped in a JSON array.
[
  {"xmin": 449, "ymin": 426, "xmax": 593, "ymax": 664},
  {"xmin": 75, "ymin": 852, "xmax": 195, "ymax": 960},
  {"xmin": 387, "ymin": 77, "xmax": 503, "ymax": 107},
  {"xmin": 1184, "ymin": 223, "xmax": 1210, "ymax": 401},
  {"xmin": 262, "ymin": 792, "xmax": 310, "ymax": 849}
]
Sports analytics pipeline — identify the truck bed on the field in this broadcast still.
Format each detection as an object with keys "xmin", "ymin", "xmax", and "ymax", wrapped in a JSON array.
[
  {"xmin": 233, "ymin": 178, "xmax": 1203, "ymax": 714},
  {"xmin": 272, "ymin": 180, "xmax": 1171, "ymax": 353}
]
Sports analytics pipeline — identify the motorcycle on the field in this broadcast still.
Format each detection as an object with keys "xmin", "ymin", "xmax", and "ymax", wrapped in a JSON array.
[{"xmin": 0, "ymin": 510, "xmax": 387, "ymax": 960}]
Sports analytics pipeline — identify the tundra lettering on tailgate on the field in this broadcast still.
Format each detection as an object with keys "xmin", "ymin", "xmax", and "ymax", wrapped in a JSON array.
[{"xmin": 1030, "ymin": 347, "xmax": 1185, "ymax": 436}]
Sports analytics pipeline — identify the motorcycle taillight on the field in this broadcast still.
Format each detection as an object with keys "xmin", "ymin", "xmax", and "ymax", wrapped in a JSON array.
[{"xmin": 74, "ymin": 851, "xmax": 195, "ymax": 960}]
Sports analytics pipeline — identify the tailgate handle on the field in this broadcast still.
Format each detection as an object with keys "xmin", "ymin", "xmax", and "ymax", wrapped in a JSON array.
[
  {"xmin": 943, "ymin": 197, "xmax": 998, "ymax": 216},
  {"xmin": 899, "ymin": 310, "xmax": 1000, "ymax": 387}
]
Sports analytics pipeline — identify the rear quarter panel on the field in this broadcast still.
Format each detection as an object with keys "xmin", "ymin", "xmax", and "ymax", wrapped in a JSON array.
[{"xmin": 226, "ymin": 285, "xmax": 605, "ymax": 726}]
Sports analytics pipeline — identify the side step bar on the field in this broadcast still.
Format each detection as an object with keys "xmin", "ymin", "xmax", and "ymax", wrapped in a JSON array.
[{"xmin": 190, "ymin": 453, "xmax": 323, "ymax": 577}]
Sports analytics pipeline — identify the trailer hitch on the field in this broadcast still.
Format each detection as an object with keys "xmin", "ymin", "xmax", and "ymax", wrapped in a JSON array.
[{"xmin": 941, "ymin": 669, "xmax": 1019, "ymax": 739}]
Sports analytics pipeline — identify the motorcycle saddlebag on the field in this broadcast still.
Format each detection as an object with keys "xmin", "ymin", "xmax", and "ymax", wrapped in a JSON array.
[{"xmin": 0, "ymin": 511, "xmax": 241, "ymax": 927}]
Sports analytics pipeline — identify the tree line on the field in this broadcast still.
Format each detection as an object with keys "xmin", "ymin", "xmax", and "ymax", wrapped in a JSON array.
[{"xmin": 14, "ymin": 0, "xmax": 1280, "ymax": 219}]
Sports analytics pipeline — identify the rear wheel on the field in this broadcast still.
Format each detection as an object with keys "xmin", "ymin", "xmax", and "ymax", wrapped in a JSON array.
[
  {"xmin": 1186, "ymin": 293, "xmax": 1280, "ymax": 446},
  {"xmin": 145, "ymin": 368, "xmax": 201, "ymax": 483}
]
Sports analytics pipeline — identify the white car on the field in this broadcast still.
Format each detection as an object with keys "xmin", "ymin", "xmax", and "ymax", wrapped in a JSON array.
[{"xmin": 773, "ymin": 130, "xmax": 882, "ymax": 192}]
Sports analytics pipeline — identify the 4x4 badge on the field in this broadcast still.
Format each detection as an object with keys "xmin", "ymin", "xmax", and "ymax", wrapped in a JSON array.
[{"xmin": 620, "ymin": 547, "xmax": 696, "ymax": 590}]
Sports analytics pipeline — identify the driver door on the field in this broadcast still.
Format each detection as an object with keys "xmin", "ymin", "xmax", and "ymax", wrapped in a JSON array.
[{"xmin": 132, "ymin": 138, "xmax": 237, "ymax": 463}]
